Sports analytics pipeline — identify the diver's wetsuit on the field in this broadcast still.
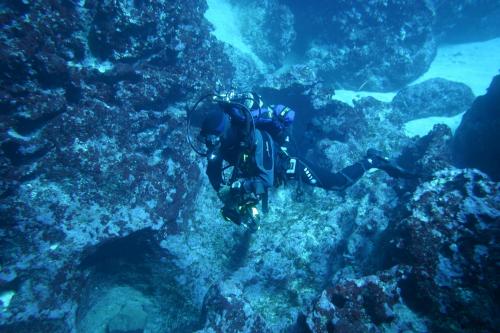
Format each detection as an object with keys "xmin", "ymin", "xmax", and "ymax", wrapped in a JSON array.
[
  {"xmin": 206, "ymin": 103, "xmax": 381, "ymax": 197},
  {"xmin": 206, "ymin": 128, "xmax": 274, "ymax": 197},
  {"xmin": 291, "ymin": 157, "xmax": 371, "ymax": 191},
  {"xmin": 207, "ymin": 130, "xmax": 373, "ymax": 198}
]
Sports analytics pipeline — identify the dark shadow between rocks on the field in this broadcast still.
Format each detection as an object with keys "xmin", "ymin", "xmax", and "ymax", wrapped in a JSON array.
[
  {"xmin": 1, "ymin": 141, "xmax": 53, "ymax": 167},
  {"xmin": 13, "ymin": 110, "xmax": 63, "ymax": 136},
  {"xmin": 286, "ymin": 312, "xmax": 313, "ymax": 333},
  {"xmin": 79, "ymin": 228, "xmax": 157, "ymax": 272},
  {"xmin": 227, "ymin": 229, "xmax": 253, "ymax": 270},
  {"xmin": 397, "ymin": 273, "xmax": 435, "ymax": 316},
  {"xmin": 77, "ymin": 229, "xmax": 201, "ymax": 333}
]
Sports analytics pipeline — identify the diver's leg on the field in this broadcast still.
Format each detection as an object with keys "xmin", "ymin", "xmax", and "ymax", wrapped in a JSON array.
[
  {"xmin": 366, "ymin": 149, "xmax": 416, "ymax": 179},
  {"xmin": 296, "ymin": 159, "xmax": 369, "ymax": 191},
  {"xmin": 290, "ymin": 158, "xmax": 367, "ymax": 191},
  {"xmin": 292, "ymin": 150, "xmax": 416, "ymax": 191}
]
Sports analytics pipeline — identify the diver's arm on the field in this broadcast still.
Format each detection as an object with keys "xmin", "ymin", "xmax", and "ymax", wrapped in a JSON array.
[{"xmin": 206, "ymin": 156, "xmax": 224, "ymax": 192}]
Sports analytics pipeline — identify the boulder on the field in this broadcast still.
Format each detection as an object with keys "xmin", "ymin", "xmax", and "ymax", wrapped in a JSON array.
[
  {"xmin": 391, "ymin": 78, "xmax": 475, "ymax": 124},
  {"xmin": 453, "ymin": 75, "xmax": 500, "ymax": 181},
  {"xmin": 287, "ymin": 0, "xmax": 436, "ymax": 91},
  {"xmin": 306, "ymin": 268, "xmax": 408, "ymax": 333},
  {"xmin": 0, "ymin": 0, "xmax": 232, "ymax": 330},
  {"xmin": 433, "ymin": 0, "xmax": 500, "ymax": 43},
  {"xmin": 198, "ymin": 283, "xmax": 272, "ymax": 333}
]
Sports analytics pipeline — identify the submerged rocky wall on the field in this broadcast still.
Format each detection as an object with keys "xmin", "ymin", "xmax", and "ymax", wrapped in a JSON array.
[{"xmin": 0, "ymin": 0, "xmax": 233, "ymax": 330}]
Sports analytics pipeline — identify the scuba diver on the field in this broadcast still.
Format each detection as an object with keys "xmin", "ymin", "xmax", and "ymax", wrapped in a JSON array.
[{"xmin": 188, "ymin": 91, "xmax": 415, "ymax": 231}]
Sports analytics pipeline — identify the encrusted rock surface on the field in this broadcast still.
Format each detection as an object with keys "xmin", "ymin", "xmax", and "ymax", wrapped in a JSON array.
[
  {"xmin": 391, "ymin": 78, "xmax": 475, "ymax": 124},
  {"xmin": 197, "ymin": 282, "xmax": 272, "ymax": 333},
  {"xmin": 303, "ymin": 166, "xmax": 499, "ymax": 333},
  {"xmin": 379, "ymin": 168, "xmax": 500, "ymax": 332},
  {"xmin": 306, "ymin": 267, "xmax": 415, "ymax": 333},
  {"xmin": 0, "ymin": 0, "xmax": 232, "ymax": 330},
  {"xmin": 286, "ymin": 0, "xmax": 436, "ymax": 91},
  {"xmin": 235, "ymin": 0, "xmax": 295, "ymax": 70}
]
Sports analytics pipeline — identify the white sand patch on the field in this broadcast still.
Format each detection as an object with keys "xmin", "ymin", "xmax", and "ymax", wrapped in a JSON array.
[
  {"xmin": 1, "ymin": 290, "xmax": 15, "ymax": 311},
  {"xmin": 68, "ymin": 56, "xmax": 113, "ymax": 73},
  {"xmin": 205, "ymin": 0, "xmax": 266, "ymax": 72},
  {"xmin": 404, "ymin": 112, "xmax": 464, "ymax": 138},
  {"xmin": 413, "ymin": 38, "xmax": 500, "ymax": 96},
  {"xmin": 402, "ymin": 38, "xmax": 500, "ymax": 138},
  {"xmin": 331, "ymin": 38, "xmax": 500, "ymax": 106},
  {"xmin": 332, "ymin": 90, "xmax": 396, "ymax": 107}
]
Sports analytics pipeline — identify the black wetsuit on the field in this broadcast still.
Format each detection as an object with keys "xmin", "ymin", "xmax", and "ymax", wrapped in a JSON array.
[
  {"xmin": 206, "ymin": 99, "xmax": 384, "ymax": 202},
  {"xmin": 291, "ymin": 156, "xmax": 372, "ymax": 191},
  {"xmin": 206, "ymin": 127, "xmax": 372, "ymax": 203},
  {"xmin": 207, "ymin": 128, "xmax": 274, "ymax": 197}
]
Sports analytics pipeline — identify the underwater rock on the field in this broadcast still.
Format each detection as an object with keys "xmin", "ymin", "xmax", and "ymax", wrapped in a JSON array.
[
  {"xmin": 398, "ymin": 124, "xmax": 454, "ymax": 178},
  {"xmin": 433, "ymin": 0, "xmax": 500, "ymax": 43},
  {"xmin": 306, "ymin": 267, "xmax": 408, "ymax": 332},
  {"xmin": 198, "ymin": 283, "xmax": 272, "ymax": 333},
  {"xmin": 77, "ymin": 286, "xmax": 151, "ymax": 333},
  {"xmin": 85, "ymin": 0, "xmax": 194, "ymax": 62},
  {"xmin": 288, "ymin": 0, "xmax": 436, "ymax": 91},
  {"xmin": 453, "ymin": 75, "xmax": 500, "ymax": 181},
  {"xmin": 1, "ymin": 0, "xmax": 498, "ymax": 332},
  {"xmin": 0, "ymin": 0, "xmax": 232, "ymax": 329},
  {"xmin": 301, "ymin": 95, "xmax": 413, "ymax": 172},
  {"xmin": 0, "ymin": 0, "xmax": 232, "ymax": 197},
  {"xmin": 232, "ymin": 0, "xmax": 295, "ymax": 70},
  {"xmin": 391, "ymin": 78, "xmax": 475, "ymax": 124},
  {"xmin": 305, "ymin": 167, "xmax": 499, "ymax": 333},
  {"xmin": 377, "ymin": 168, "xmax": 500, "ymax": 332}
]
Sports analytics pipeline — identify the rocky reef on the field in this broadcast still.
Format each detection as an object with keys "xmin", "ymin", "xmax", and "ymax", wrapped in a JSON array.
[
  {"xmin": 295, "ymin": 0, "xmax": 436, "ymax": 91},
  {"xmin": 1, "ymin": 0, "xmax": 232, "ymax": 330},
  {"xmin": 306, "ymin": 166, "xmax": 499, "ymax": 333},
  {"xmin": 1, "ymin": 1, "xmax": 499, "ymax": 333}
]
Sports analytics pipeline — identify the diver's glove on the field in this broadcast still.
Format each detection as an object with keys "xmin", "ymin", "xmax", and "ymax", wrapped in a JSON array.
[
  {"xmin": 219, "ymin": 180, "xmax": 261, "ymax": 231},
  {"xmin": 365, "ymin": 148, "xmax": 417, "ymax": 179}
]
